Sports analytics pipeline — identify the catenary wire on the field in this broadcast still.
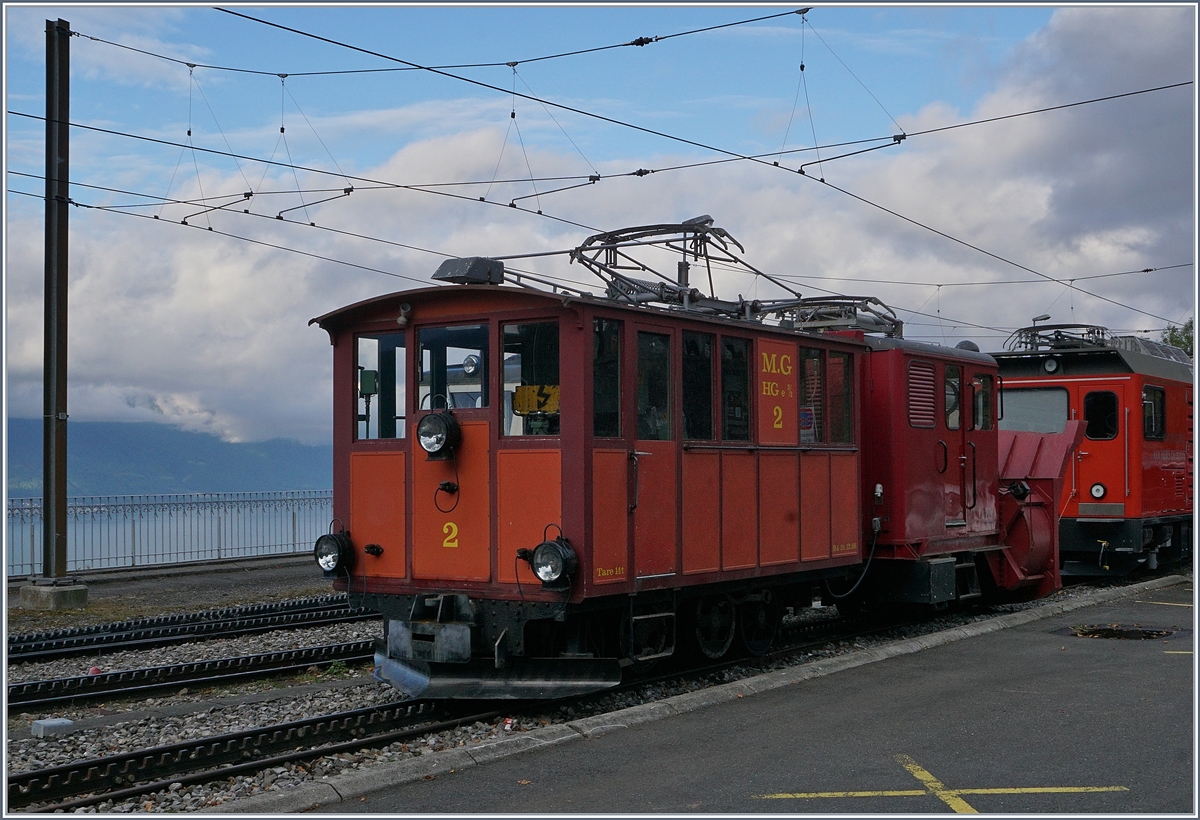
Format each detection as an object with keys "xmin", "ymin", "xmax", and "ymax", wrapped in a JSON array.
[
  {"xmin": 70, "ymin": 9, "xmax": 808, "ymax": 77},
  {"xmin": 7, "ymin": 111, "xmax": 602, "ymax": 234}
]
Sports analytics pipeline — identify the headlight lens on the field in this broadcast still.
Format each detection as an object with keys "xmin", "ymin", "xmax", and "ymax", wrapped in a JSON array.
[
  {"xmin": 531, "ymin": 539, "xmax": 577, "ymax": 585},
  {"xmin": 416, "ymin": 412, "xmax": 461, "ymax": 459},
  {"xmin": 314, "ymin": 532, "xmax": 352, "ymax": 572},
  {"xmin": 1090, "ymin": 483, "xmax": 1107, "ymax": 499}
]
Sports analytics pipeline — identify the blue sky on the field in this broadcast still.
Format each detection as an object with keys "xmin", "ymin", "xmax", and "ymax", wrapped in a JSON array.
[{"xmin": 3, "ymin": 5, "xmax": 1195, "ymax": 444}]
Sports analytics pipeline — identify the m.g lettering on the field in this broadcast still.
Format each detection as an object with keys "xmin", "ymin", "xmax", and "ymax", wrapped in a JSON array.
[
  {"xmin": 761, "ymin": 352, "xmax": 793, "ymax": 375},
  {"xmin": 595, "ymin": 566, "xmax": 625, "ymax": 578}
]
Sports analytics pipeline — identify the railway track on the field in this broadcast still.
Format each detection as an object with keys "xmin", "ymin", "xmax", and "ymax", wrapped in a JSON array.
[
  {"xmin": 8, "ymin": 595, "xmax": 372, "ymax": 664},
  {"xmin": 8, "ymin": 641, "xmax": 377, "ymax": 711},
  {"xmin": 8, "ymin": 699, "xmax": 506, "ymax": 812}
]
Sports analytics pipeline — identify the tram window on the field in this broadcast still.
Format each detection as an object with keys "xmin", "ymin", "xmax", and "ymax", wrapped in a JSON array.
[
  {"xmin": 593, "ymin": 319, "xmax": 621, "ymax": 437},
  {"xmin": 997, "ymin": 387, "xmax": 1067, "ymax": 433},
  {"xmin": 418, "ymin": 324, "xmax": 488, "ymax": 411},
  {"xmin": 682, "ymin": 332, "xmax": 714, "ymax": 440},
  {"xmin": 502, "ymin": 322, "xmax": 560, "ymax": 436},
  {"xmin": 945, "ymin": 366, "xmax": 962, "ymax": 431},
  {"xmin": 828, "ymin": 351, "xmax": 853, "ymax": 444},
  {"xmin": 1084, "ymin": 390, "xmax": 1119, "ymax": 440},
  {"xmin": 1143, "ymin": 386, "xmax": 1166, "ymax": 440},
  {"xmin": 356, "ymin": 333, "xmax": 406, "ymax": 440},
  {"xmin": 801, "ymin": 348, "xmax": 825, "ymax": 443},
  {"xmin": 722, "ymin": 337, "xmax": 751, "ymax": 441},
  {"xmin": 973, "ymin": 375, "xmax": 994, "ymax": 431},
  {"xmin": 637, "ymin": 332, "xmax": 672, "ymax": 440}
]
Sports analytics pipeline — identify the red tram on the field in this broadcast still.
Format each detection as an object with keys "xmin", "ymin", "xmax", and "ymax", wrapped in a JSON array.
[
  {"xmin": 311, "ymin": 219, "xmax": 1082, "ymax": 699},
  {"xmin": 993, "ymin": 324, "xmax": 1193, "ymax": 576}
]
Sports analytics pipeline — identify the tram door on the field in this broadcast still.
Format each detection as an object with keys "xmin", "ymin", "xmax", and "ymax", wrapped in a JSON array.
[
  {"xmin": 630, "ymin": 326, "xmax": 679, "ymax": 579},
  {"xmin": 1074, "ymin": 382, "xmax": 1128, "ymax": 515},
  {"xmin": 943, "ymin": 365, "xmax": 967, "ymax": 528}
]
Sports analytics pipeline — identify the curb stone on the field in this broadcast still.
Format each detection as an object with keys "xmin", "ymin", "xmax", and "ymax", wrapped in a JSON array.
[{"xmin": 210, "ymin": 575, "xmax": 1187, "ymax": 812}]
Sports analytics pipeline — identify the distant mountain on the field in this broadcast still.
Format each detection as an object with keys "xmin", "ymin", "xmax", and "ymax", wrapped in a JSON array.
[{"xmin": 6, "ymin": 419, "xmax": 331, "ymax": 498}]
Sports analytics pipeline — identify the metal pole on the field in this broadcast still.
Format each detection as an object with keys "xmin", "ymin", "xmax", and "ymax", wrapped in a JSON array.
[{"xmin": 43, "ymin": 18, "xmax": 70, "ymax": 581}]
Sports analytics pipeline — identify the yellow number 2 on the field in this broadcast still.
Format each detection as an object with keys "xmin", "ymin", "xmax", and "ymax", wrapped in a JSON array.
[
  {"xmin": 773, "ymin": 405, "xmax": 784, "ymax": 429},
  {"xmin": 442, "ymin": 521, "xmax": 459, "ymax": 548}
]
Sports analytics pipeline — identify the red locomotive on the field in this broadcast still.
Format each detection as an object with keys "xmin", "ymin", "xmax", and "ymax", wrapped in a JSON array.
[
  {"xmin": 993, "ymin": 324, "xmax": 1193, "ymax": 576},
  {"xmin": 311, "ymin": 219, "xmax": 1082, "ymax": 699}
]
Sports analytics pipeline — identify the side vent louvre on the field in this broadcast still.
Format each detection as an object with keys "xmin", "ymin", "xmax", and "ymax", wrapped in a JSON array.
[{"xmin": 908, "ymin": 361, "xmax": 936, "ymax": 428}]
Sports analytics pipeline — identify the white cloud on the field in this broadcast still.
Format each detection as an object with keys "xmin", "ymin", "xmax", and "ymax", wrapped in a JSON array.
[{"xmin": 5, "ymin": 6, "xmax": 1193, "ymax": 447}]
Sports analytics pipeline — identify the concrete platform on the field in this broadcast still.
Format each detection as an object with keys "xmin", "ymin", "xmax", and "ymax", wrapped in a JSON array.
[{"xmin": 218, "ymin": 575, "xmax": 1194, "ymax": 814}]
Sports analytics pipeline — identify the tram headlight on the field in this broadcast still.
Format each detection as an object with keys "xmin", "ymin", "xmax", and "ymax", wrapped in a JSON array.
[
  {"xmin": 529, "ymin": 539, "xmax": 578, "ymax": 588},
  {"xmin": 314, "ymin": 532, "xmax": 353, "ymax": 574},
  {"xmin": 1090, "ymin": 483, "xmax": 1107, "ymax": 500},
  {"xmin": 416, "ymin": 411, "xmax": 461, "ymax": 461}
]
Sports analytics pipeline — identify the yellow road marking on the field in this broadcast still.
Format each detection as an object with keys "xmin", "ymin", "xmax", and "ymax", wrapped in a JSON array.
[
  {"xmin": 1164, "ymin": 650, "xmax": 1193, "ymax": 654},
  {"xmin": 757, "ymin": 754, "xmax": 1129, "ymax": 813},
  {"xmin": 1134, "ymin": 600, "xmax": 1193, "ymax": 607},
  {"xmin": 896, "ymin": 754, "xmax": 980, "ymax": 813},
  {"xmin": 762, "ymin": 790, "xmax": 927, "ymax": 799}
]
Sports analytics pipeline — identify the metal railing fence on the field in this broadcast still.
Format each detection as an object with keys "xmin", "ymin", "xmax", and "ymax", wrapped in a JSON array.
[{"xmin": 6, "ymin": 490, "xmax": 332, "ymax": 577}]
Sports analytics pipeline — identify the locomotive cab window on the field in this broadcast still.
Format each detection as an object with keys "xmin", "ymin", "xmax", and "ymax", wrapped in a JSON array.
[
  {"xmin": 998, "ymin": 387, "xmax": 1068, "ymax": 433},
  {"xmin": 356, "ymin": 333, "xmax": 406, "ymax": 440},
  {"xmin": 503, "ymin": 322, "xmax": 560, "ymax": 436},
  {"xmin": 801, "ymin": 348, "xmax": 825, "ymax": 443},
  {"xmin": 637, "ymin": 331, "xmax": 672, "ymax": 440},
  {"xmin": 944, "ymin": 366, "xmax": 962, "ymax": 430},
  {"xmin": 683, "ymin": 331, "xmax": 714, "ymax": 440},
  {"xmin": 593, "ymin": 319, "xmax": 621, "ymax": 437},
  {"xmin": 722, "ymin": 337, "xmax": 751, "ymax": 441},
  {"xmin": 1084, "ymin": 390, "xmax": 1119, "ymax": 440},
  {"xmin": 1143, "ymin": 385, "xmax": 1166, "ymax": 440},
  {"xmin": 973, "ymin": 375, "xmax": 994, "ymax": 431},
  {"xmin": 418, "ymin": 324, "xmax": 488, "ymax": 411},
  {"xmin": 828, "ymin": 351, "xmax": 853, "ymax": 444}
]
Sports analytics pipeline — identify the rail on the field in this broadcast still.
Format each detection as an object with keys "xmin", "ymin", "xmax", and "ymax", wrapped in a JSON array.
[{"xmin": 5, "ymin": 490, "xmax": 332, "ymax": 577}]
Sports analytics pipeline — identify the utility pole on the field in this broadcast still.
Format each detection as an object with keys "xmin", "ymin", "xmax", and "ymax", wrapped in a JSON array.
[{"xmin": 23, "ymin": 17, "xmax": 87, "ymax": 610}]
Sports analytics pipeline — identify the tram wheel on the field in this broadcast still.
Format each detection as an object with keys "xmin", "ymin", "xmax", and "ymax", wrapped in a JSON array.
[
  {"xmin": 738, "ymin": 594, "xmax": 781, "ymax": 657},
  {"xmin": 692, "ymin": 595, "xmax": 736, "ymax": 660}
]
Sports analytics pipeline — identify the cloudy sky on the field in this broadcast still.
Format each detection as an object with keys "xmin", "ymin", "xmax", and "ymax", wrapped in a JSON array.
[{"xmin": 4, "ymin": 4, "xmax": 1195, "ymax": 446}]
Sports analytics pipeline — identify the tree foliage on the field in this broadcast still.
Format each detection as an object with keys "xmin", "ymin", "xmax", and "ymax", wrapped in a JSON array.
[{"xmin": 1161, "ymin": 318, "xmax": 1193, "ymax": 357}]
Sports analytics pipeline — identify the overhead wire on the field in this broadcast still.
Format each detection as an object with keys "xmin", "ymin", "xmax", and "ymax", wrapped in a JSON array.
[
  {"xmin": 6, "ymin": 111, "xmax": 603, "ymax": 233},
  {"xmin": 7, "ymin": 187, "xmax": 433, "ymax": 283},
  {"xmin": 70, "ymin": 9, "xmax": 809, "ymax": 77}
]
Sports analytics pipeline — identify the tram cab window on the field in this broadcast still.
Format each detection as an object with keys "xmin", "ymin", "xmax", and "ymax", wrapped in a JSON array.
[
  {"xmin": 1143, "ymin": 386, "xmax": 1166, "ymax": 440},
  {"xmin": 683, "ymin": 332, "xmax": 714, "ymax": 440},
  {"xmin": 997, "ymin": 387, "xmax": 1068, "ymax": 433},
  {"xmin": 801, "ymin": 348, "xmax": 825, "ymax": 443},
  {"xmin": 1084, "ymin": 390, "xmax": 1119, "ymax": 440},
  {"xmin": 502, "ymin": 322, "xmax": 560, "ymax": 436},
  {"xmin": 356, "ymin": 333, "xmax": 406, "ymax": 440},
  {"xmin": 722, "ymin": 337, "xmax": 751, "ymax": 441},
  {"xmin": 973, "ymin": 375, "xmax": 994, "ymax": 431},
  {"xmin": 828, "ymin": 351, "xmax": 853, "ymax": 444},
  {"xmin": 593, "ymin": 319, "xmax": 621, "ymax": 437},
  {"xmin": 418, "ymin": 324, "xmax": 488, "ymax": 411},
  {"xmin": 637, "ymin": 332, "xmax": 672, "ymax": 440},
  {"xmin": 945, "ymin": 366, "xmax": 962, "ymax": 431}
]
